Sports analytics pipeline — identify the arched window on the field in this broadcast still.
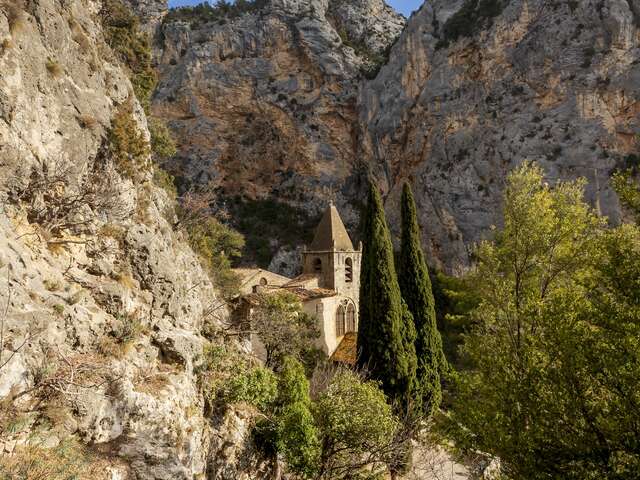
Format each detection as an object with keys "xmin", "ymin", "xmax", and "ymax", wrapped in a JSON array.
[
  {"xmin": 313, "ymin": 258, "xmax": 322, "ymax": 273},
  {"xmin": 346, "ymin": 304, "xmax": 356, "ymax": 332},
  {"xmin": 336, "ymin": 306, "xmax": 346, "ymax": 337},
  {"xmin": 259, "ymin": 277, "xmax": 268, "ymax": 286},
  {"xmin": 345, "ymin": 257, "xmax": 353, "ymax": 283}
]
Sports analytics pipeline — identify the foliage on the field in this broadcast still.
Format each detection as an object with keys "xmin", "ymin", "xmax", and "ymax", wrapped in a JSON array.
[
  {"xmin": 250, "ymin": 291, "xmax": 322, "ymax": 370},
  {"xmin": 164, "ymin": 0, "xmax": 269, "ymax": 27},
  {"xmin": 357, "ymin": 182, "xmax": 417, "ymax": 409},
  {"xmin": 612, "ymin": 167, "xmax": 640, "ymax": 221},
  {"xmin": 100, "ymin": 0, "xmax": 157, "ymax": 110},
  {"xmin": 313, "ymin": 370, "xmax": 400, "ymax": 479},
  {"xmin": 336, "ymin": 28, "xmax": 395, "ymax": 80},
  {"xmin": 186, "ymin": 217, "xmax": 244, "ymax": 299},
  {"xmin": 108, "ymin": 103, "xmax": 150, "ymax": 180},
  {"xmin": 398, "ymin": 182, "xmax": 446, "ymax": 417},
  {"xmin": 148, "ymin": 117, "xmax": 178, "ymax": 159},
  {"xmin": 431, "ymin": 271, "xmax": 479, "ymax": 369},
  {"xmin": 436, "ymin": 0, "xmax": 509, "ymax": 48},
  {"xmin": 197, "ymin": 343, "xmax": 277, "ymax": 411},
  {"xmin": 0, "ymin": 438, "xmax": 100, "ymax": 480},
  {"xmin": 153, "ymin": 166, "xmax": 178, "ymax": 201},
  {"xmin": 442, "ymin": 162, "xmax": 640, "ymax": 479},
  {"xmin": 230, "ymin": 196, "xmax": 314, "ymax": 267},
  {"xmin": 274, "ymin": 357, "xmax": 321, "ymax": 478}
]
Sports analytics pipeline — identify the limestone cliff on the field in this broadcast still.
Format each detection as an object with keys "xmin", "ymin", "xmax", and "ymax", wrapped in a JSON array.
[
  {"xmin": 152, "ymin": 0, "xmax": 404, "ymax": 269},
  {"xmin": 0, "ymin": 1, "xmax": 269, "ymax": 478},
  {"xmin": 155, "ymin": 0, "xmax": 640, "ymax": 274},
  {"xmin": 361, "ymin": 0, "xmax": 640, "ymax": 272}
]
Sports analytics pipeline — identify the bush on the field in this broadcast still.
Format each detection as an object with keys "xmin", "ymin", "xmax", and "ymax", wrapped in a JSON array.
[
  {"xmin": 108, "ymin": 103, "xmax": 150, "ymax": 180},
  {"xmin": 148, "ymin": 117, "xmax": 178, "ymax": 159},
  {"xmin": 45, "ymin": 59, "xmax": 63, "ymax": 77},
  {"xmin": 164, "ymin": 0, "xmax": 269, "ymax": 26},
  {"xmin": 197, "ymin": 344, "xmax": 277, "ymax": 411},
  {"xmin": 100, "ymin": 0, "xmax": 157, "ymax": 110},
  {"xmin": 437, "ymin": 0, "xmax": 509, "ymax": 48},
  {"xmin": 186, "ymin": 217, "xmax": 244, "ymax": 298}
]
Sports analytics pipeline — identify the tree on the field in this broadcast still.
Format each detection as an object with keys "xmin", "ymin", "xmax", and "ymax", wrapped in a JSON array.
[
  {"xmin": 251, "ymin": 291, "xmax": 321, "ymax": 370},
  {"xmin": 398, "ymin": 182, "xmax": 446, "ymax": 417},
  {"xmin": 356, "ymin": 182, "xmax": 417, "ymax": 408},
  {"xmin": 443, "ymin": 162, "xmax": 640, "ymax": 479},
  {"xmin": 274, "ymin": 357, "xmax": 321, "ymax": 479},
  {"xmin": 313, "ymin": 370, "xmax": 400, "ymax": 479}
]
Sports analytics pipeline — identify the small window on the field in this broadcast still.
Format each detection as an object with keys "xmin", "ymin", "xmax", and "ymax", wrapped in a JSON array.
[
  {"xmin": 336, "ymin": 306, "xmax": 346, "ymax": 337},
  {"xmin": 345, "ymin": 257, "xmax": 353, "ymax": 283},
  {"xmin": 313, "ymin": 258, "xmax": 322, "ymax": 273},
  {"xmin": 259, "ymin": 277, "xmax": 268, "ymax": 286},
  {"xmin": 346, "ymin": 304, "xmax": 356, "ymax": 332}
]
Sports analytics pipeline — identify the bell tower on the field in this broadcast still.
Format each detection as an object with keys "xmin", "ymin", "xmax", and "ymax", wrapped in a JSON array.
[{"xmin": 302, "ymin": 203, "xmax": 362, "ymax": 304}]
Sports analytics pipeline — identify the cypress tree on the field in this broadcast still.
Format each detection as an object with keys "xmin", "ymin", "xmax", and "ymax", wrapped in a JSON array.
[
  {"xmin": 398, "ymin": 182, "xmax": 446, "ymax": 416},
  {"xmin": 357, "ymin": 182, "xmax": 417, "ymax": 408}
]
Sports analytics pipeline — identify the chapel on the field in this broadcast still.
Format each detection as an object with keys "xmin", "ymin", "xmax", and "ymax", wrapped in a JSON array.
[{"xmin": 233, "ymin": 203, "xmax": 362, "ymax": 362}]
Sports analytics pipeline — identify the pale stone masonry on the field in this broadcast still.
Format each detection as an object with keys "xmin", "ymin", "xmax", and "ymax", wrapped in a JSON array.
[{"xmin": 234, "ymin": 203, "xmax": 362, "ymax": 360}]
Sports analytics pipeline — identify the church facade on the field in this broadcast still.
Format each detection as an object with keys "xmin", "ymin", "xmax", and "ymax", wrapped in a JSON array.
[{"xmin": 234, "ymin": 203, "xmax": 361, "ymax": 360}]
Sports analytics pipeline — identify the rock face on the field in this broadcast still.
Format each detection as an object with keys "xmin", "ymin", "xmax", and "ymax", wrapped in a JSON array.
[
  {"xmin": 0, "ymin": 1, "xmax": 269, "ymax": 478},
  {"xmin": 153, "ymin": 0, "xmax": 405, "ymax": 265},
  {"xmin": 156, "ymin": 0, "xmax": 640, "ymax": 273},
  {"xmin": 360, "ymin": 0, "xmax": 640, "ymax": 272}
]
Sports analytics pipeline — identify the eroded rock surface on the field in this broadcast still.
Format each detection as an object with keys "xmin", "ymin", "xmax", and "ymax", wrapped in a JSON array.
[{"xmin": 0, "ymin": 1, "xmax": 271, "ymax": 478}]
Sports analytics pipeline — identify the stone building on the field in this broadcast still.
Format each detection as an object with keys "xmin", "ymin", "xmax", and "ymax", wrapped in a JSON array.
[{"xmin": 234, "ymin": 203, "xmax": 362, "ymax": 361}]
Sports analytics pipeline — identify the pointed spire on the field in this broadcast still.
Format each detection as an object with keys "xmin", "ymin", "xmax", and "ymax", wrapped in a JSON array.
[{"xmin": 309, "ymin": 203, "xmax": 355, "ymax": 251}]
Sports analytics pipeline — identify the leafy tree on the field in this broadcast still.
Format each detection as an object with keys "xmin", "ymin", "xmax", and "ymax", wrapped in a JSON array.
[
  {"xmin": 357, "ymin": 183, "xmax": 417, "ymax": 408},
  {"xmin": 398, "ymin": 182, "xmax": 446, "ymax": 416},
  {"xmin": 251, "ymin": 291, "xmax": 321, "ymax": 370},
  {"xmin": 274, "ymin": 357, "xmax": 321, "ymax": 479},
  {"xmin": 443, "ymin": 162, "xmax": 640, "ymax": 479},
  {"xmin": 313, "ymin": 370, "xmax": 400, "ymax": 480}
]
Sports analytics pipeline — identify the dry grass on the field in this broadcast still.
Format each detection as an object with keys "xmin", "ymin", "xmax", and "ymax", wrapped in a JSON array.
[
  {"xmin": 0, "ymin": 438, "xmax": 111, "ymax": 480},
  {"xmin": 77, "ymin": 114, "xmax": 99, "ymax": 130},
  {"xmin": 133, "ymin": 371, "xmax": 171, "ymax": 395},
  {"xmin": 99, "ymin": 223, "xmax": 126, "ymax": 246},
  {"xmin": 46, "ymin": 59, "xmax": 63, "ymax": 77},
  {"xmin": 1, "ymin": 38, "xmax": 13, "ymax": 54},
  {"xmin": 6, "ymin": 3, "xmax": 26, "ymax": 34},
  {"xmin": 47, "ymin": 241, "xmax": 66, "ymax": 256},
  {"xmin": 114, "ymin": 271, "xmax": 136, "ymax": 290},
  {"xmin": 69, "ymin": 17, "xmax": 92, "ymax": 53},
  {"xmin": 44, "ymin": 278, "xmax": 61, "ymax": 292}
]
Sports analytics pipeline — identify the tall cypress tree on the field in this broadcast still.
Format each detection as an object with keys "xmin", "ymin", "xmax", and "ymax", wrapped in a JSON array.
[
  {"xmin": 398, "ymin": 182, "xmax": 446, "ymax": 416},
  {"xmin": 357, "ymin": 182, "xmax": 417, "ymax": 407}
]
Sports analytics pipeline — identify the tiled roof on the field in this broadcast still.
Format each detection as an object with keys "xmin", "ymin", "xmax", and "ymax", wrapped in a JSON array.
[
  {"xmin": 308, "ymin": 203, "xmax": 355, "ymax": 251},
  {"xmin": 284, "ymin": 274, "xmax": 320, "ymax": 288},
  {"xmin": 330, "ymin": 332, "xmax": 357, "ymax": 365}
]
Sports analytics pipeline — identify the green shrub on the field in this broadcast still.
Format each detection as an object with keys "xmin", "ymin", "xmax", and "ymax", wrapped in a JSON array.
[
  {"xmin": 100, "ymin": 0, "xmax": 157, "ymax": 110},
  {"xmin": 108, "ymin": 103, "xmax": 150, "ymax": 180},
  {"xmin": 230, "ymin": 196, "xmax": 314, "ymax": 267},
  {"xmin": 164, "ymin": 0, "xmax": 268, "ymax": 26},
  {"xmin": 225, "ymin": 366, "xmax": 278, "ymax": 410},
  {"xmin": 437, "ymin": 0, "xmax": 509, "ymax": 48},
  {"xmin": 198, "ymin": 344, "xmax": 277, "ymax": 411},
  {"xmin": 186, "ymin": 217, "xmax": 244, "ymax": 298},
  {"xmin": 153, "ymin": 166, "xmax": 178, "ymax": 201},
  {"xmin": 148, "ymin": 117, "xmax": 178, "ymax": 159}
]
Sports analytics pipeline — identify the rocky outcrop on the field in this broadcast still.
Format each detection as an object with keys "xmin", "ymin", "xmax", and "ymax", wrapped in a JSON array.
[
  {"xmin": 0, "ymin": 1, "xmax": 269, "ymax": 478},
  {"xmin": 152, "ymin": 0, "xmax": 404, "ymax": 265},
  {"xmin": 125, "ymin": 0, "xmax": 168, "ymax": 33},
  {"xmin": 360, "ymin": 0, "xmax": 640, "ymax": 272},
  {"xmin": 155, "ymin": 0, "xmax": 640, "ymax": 273}
]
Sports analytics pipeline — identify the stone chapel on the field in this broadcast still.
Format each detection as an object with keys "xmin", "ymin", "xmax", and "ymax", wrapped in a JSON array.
[{"xmin": 233, "ymin": 203, "xmax": 362, "ymax": 362}]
